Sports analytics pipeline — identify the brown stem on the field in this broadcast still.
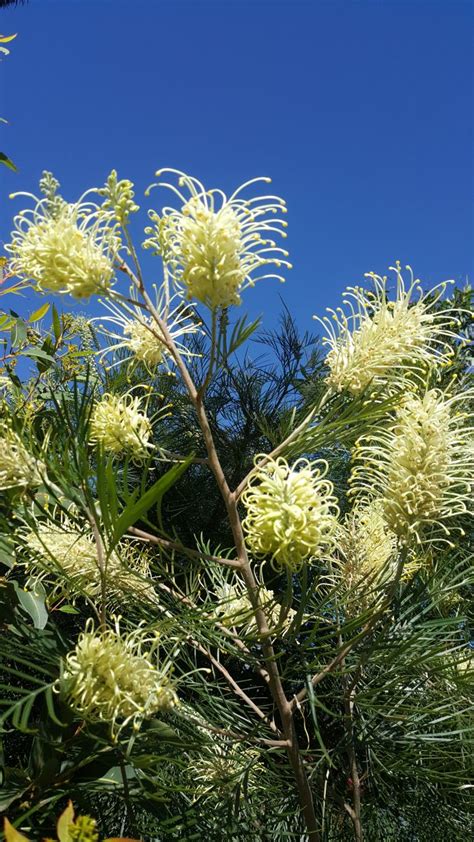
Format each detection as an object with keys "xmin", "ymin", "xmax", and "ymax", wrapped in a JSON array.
[
  {"xmin": 344, "ymin": 682, "xmax": 363, "ymax": 842},
  {"xmin": 193, "ymin": 640, "xmax": 282, "ymax": 736},
  {"xmin": 127, "ymin": 525, "xmax": 241, "ymax": 568},
  {"xmin": 125, "ymin": 259, "xmax": 321, "ymax": 841}
]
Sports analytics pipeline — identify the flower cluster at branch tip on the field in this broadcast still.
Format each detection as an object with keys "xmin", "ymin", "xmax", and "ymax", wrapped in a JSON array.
[
  {"xmin": 336, "ymin": 503, "xmax": 398, "ymax": 591},
  {"xmin": 23, "ymin": 518, "xmax": 156, "ymax": 604},
  {"xmin": 0, "ymin": 424, "xmax": 44, "ymax": 491},
  {"xmin": 97, "ymin": 168, "xmax": 139, "ymax": 226},
  {"xmin": 350, "ymin": 389, "xmax": 474, "ymax": 546},
  {"xmin": 6, "ymin": 172, "xmax": 119, "ymax": 299},
  {"xmin": 89, "ymin": 392, "xmax": 153, "ymax": 459},
  {"xmin": 59, "ymin": 618, "xmax": 179, "ymax": 736},
  {"xmin": 315, "ymin": 262, "xmax": 460, "ymax": 395},
  {"xmin": 242, "ymin": 455, "xmax": 339, "ymax": 571},
  {"xmin": 96, "ymin": 281, "xmax": 202, "ymax": 373},
  {"xmin": 143, "ymin": 169, "xmax": 291, "ymax": 308},
  {"xmin": 215, "ymin": 581, "xmax": 296, "ymax": 634}
]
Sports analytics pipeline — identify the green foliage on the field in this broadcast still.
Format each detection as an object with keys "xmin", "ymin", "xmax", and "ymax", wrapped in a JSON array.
[{"xmin": 0, "ymin": 169, "xmax": 472, "ymax": 840}]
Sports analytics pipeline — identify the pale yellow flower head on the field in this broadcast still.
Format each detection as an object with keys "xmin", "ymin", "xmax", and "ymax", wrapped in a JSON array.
[
  {"xmin": 214, "ymin": 581, "xmax": 296, "ymax": 634},
  {"xmin": 190, "ymin": 738, "xmax": 264, "ymax": 802},
  {"xmin": 0, "ymin": 424, "xmax": 44, "ymax": 491},
  {"xmin": 96, "ymin": 281, "xmax": 201, "ymax": 374},
  {"xmin": 315, "ymin": 263, "xmax": 460, "ymax": 395},
  {"xmin": 242, "ymin": 455, "xmax": 339, "ymax": 571},
  {"xmin": 6, "ymin": 173, "xmax": 118, "ymax": 299},
  {"xmin": 89, "ymin": 392, "xmax": 152, "ymax": 459},
  {"xmin": 336, "ymin": 502, "xmax": 398, "ymax": 591},
  {"xmin": 350, "ymin": 389, "xmax": 474, "ymax": 546},
  {"xmin": 143, "ymin": 169, "xmax": 291, "ymax": 308},
  {"xmin": 23, "ymin": 518, "xmax": 156, "ymax": 605},
  {"xmin": 59, "ymin": 618, "xmax": 179, "ymax": 736}
]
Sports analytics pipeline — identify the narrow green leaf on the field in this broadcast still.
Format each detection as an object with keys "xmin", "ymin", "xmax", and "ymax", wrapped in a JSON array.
[
  {"xmin": 0, "ymin": 152, "xmax": 17, "ymax": 172},
  {"xmin": 52, "ymin": 304, "xmax": 61, "ymax": 343},
  {"xmin": 112, "ymin": 455, "xmax": 193, "ymax": 547}
]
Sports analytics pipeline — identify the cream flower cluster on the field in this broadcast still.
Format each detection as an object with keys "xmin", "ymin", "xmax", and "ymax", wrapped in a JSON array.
[
  {"xmin": 89, "ymin": 392, "xmax": 152, "ymax": 459},
  {"xmin": 24, "ymin": 520, "xmax": 156, "ymax": 604},
  {"xmin": 350, "ymin": 390, "xmax": 474, "ymax": 545},
  {"xmin": 214, "ymin": 581, "xmax": 296, "ymax": 634},
  {"xmin": 336, "ymin": 503, "xmax": 398, "ymax": 591},
  {"xmin": 97, "ymin": 281, "xmax": 201, "ymax": 373},
  {"xmin": 315, "ymin": 263, "xmax": 459, "ymax": 395},
  {"xmin": 190, "ymin": 740, "xmax": 264, "ymax": 801},
  {"xmin": 0, "ymin": 425, "xmax": 44, "ymax": 491},
  {"xmin": 143, "ymin": 169, "xmax": 291, "ymax": 308},
  {"xmin": 242, "ymin": 456, "xmax": 339, "ymax": 571},
  {"xmin": 60, "ymin": 619, "xmax": 178, "ymax": 735},
  {"xmin": 6, "ymin": 174, "xmax": 119, "ymax": 299}
]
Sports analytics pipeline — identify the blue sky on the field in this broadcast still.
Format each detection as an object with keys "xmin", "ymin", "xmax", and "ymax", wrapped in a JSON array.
[{"xmin": 0, "ymin": 0, "xmax": 472, "ymax": 336}]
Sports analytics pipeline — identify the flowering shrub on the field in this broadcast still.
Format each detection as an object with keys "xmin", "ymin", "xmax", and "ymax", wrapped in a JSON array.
[{"xmin": 0, "ymin": 167, "xmax": 472, "ymax": 841}]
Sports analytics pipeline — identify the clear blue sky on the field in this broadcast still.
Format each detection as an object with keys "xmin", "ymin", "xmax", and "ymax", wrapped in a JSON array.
[{"xmin": 0, "ymin": 0, "xmax": 472, "ymax": 334}]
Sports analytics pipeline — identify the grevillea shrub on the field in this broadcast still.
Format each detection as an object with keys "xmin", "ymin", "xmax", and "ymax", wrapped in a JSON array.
[{"xmin": 0, "ymin": 169, "xmax": 472, "ymax": 842}]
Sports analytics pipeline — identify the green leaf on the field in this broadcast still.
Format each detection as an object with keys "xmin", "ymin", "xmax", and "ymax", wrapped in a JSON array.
[
  {"xmin": 0, "ymin": 152, "xmax": 17, "ymax": 172},
  {"xmin": 112, "ymin": 455, "xmax": 193, "ymax": 547},
  {"xmin": 13, "ymin": 582, "xmax": 48, "ymax": 630},
  {"xmin": 10, "ymin": 318, "xmax": 27, "ymax": 348},
  {"xmin": 19, "ymin": 347, "xmax": 55, "ymax": 363},
  {"xmin": 57, "ymin": 604, "xmax": 80, "ymax": 614},
  {"xmin": 52, "ymin": 304, "xmax": 61, "ymax": 343}
]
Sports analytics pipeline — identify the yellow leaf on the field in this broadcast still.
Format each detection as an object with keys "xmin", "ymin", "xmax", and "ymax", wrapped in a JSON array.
[
  {"xmin": 3, "ymin": 818, "xmax": 30, "ymax": 842},
  {"xmin": 0, "ymin": 34, "xmax": 17, "ymax": 44},
  {"xmin": 29, "ymin": 302, "xmax": 50, "ymax": 322},
  {"xmin": 56, "ymin": 801, "xmax": 75, "ymax": 842}
]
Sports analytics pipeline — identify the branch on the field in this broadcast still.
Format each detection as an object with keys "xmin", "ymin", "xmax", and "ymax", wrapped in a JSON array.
[{"xmin": 127, "ymin": 525, "xmax": 242, "ymax": 569}]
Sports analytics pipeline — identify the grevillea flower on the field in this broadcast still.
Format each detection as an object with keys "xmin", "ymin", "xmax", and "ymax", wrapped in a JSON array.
[
  {"xmin": 0, "ymin": 424, "xmax": 44, "ymax": 490},
  {"xmin": 214, "ymin": 581, "xmax": 296, "ymax": 634},
  {"xmin": 96, "ymin": 280, "xmax": 201, "ymax": 373},
  {"xmin": 6, "ymin": 173, "xmax": 119, "ymax": 299},
  {"xmin": 336, "ymin": 503, "xmax": 399, "ymax": 594},
  {"xmin": 190, "ymin": 739, "xmax": 264, "ymax": 801},
  {"xmin": 143, "ymin": 169, "xmax": 291, "ymax": 308},
  {"xmin": 23, "ymin": 518, "xmax": 156, "ymax": 605},
  {"xmin": 314, "ymin": 263, "xmax": 460, "ymax": 395},
  {"xmin": 89, "ymin": 392, "xmax": 152, "ymax": 459},
  {"xmin": 241, "ymin": 456, "xmax": 339, "ymax": 570},
  {"xmin": 350, "ymin": 389, "xmax": 474, "ymax": 545},
  {"xmin": 59, "ymin": 618, "xmax": 179, "ymax": 736}
]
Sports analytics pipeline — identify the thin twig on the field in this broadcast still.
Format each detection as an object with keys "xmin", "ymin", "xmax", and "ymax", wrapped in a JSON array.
[{"xmin": 127, "ymin": 525, "xmax": 242, "ymax": 569}]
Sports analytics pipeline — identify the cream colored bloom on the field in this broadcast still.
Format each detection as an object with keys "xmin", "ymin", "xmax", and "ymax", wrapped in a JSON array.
[
  {"xmin": 336, "ymin": 503, "xmax": 398, "ymax": 591},
  {"xmin": 89, "ymin": 392, "xmax": 152, "ymax": 459},
  {"xmin": 350, "ymin": 389, "xmax": 474, "ymax": 545},
  {"xmin": 143, "ymin": 169, "xmax": 291, "ymax": 308},
  {"xmin": 6, "ymin": 173, "xmax": 118, "ymax": 299},
  {"xmin": 315, "ymin": 263, "xmax": 460, "ymax": 395},
  {"xmin": 23, "ymin": 519, "xmax": 156, "ymax": 604},
  {"xmin": 214, "ymin": 581, "xmax": 296, "ymax": 634},
  {"xmin": 96, "ymin": 281, "xmax": 201, "ymax": 373},
  {"xmin": 242, "ymin": 456, "xmax": 339, "ymax": 570},
  {"xmin": 0, "ymin": 424, "xmax": 44, "ymax": 490},
  {"xmin": 190, "ymin": 740, "xmax": 264, "ymax": 801},
  {"xmin": 60, "ymin": 618, "xmax": 178, "ymax": 735}
]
